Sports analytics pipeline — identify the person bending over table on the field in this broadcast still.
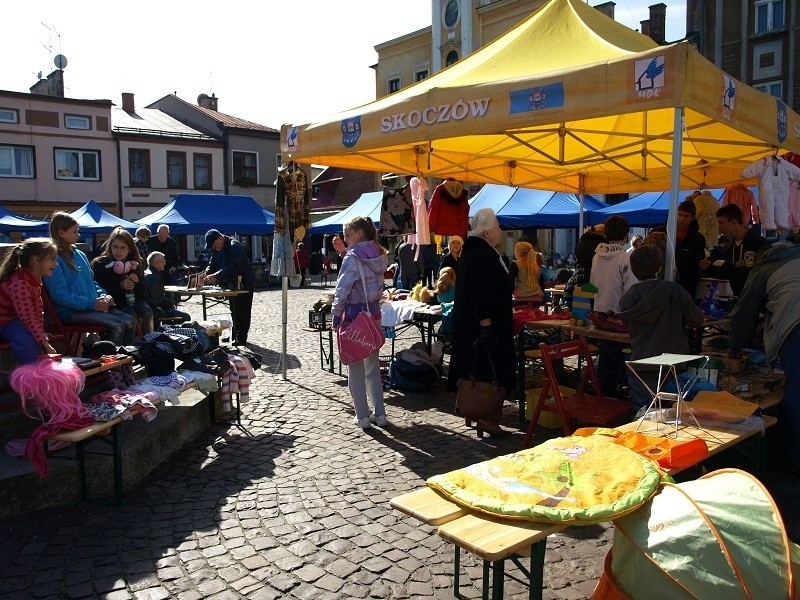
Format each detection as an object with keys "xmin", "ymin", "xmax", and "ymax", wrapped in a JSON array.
[
  {"xmin": 729, "ymin": 242, "xmax": 800, "ymax": 475},
  {"xmin": 91, "ymin": 227, "xmax": 154, "ymax": 337},
  {"xmin": 45, "ymin": 212, "xmax": 135, "ymax": 347},
  {"xmin": 618, "ymin": 245, "xmax": 703, "ymax": 413},
  {"xmin": 447, "ymin": 208, "xmax": 515, "ymax": 439},
  {"xmin": 203, "ymin": 229, "xmax": 254, "ymax": 346}
]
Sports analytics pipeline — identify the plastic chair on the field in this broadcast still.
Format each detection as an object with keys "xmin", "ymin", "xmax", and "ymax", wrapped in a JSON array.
[{"xmin": 523, "ymin": 337, "xmax": 631, "ymax": 447}]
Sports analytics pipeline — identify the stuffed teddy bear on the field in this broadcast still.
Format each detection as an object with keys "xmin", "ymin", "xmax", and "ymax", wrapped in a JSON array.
[{"xmin": 106, "ymin": 260, "xmax": 138, "ymax": 275}]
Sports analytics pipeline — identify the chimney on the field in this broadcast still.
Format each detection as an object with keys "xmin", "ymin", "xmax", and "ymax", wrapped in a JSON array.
[
  {"xmin": 197, "ymin": 93, "xmax": 218, "ymax": 111},
  {"xmin": 648, "ymin": 2, "xmax": 667, "ymax": 44},
  {"xmin": 29, "ymin": 69, "xmax": 64, "ymax": 98},
  {"xmin": 593, "ymin": 2, "xmax": 615, "ymax": 20},
  {"xmin": 640, "ymin": 19, "xmax": 650, "ymax": 37},
  {"xmin": 122, "ymin": 92, "xmax": 135, "ymax": 113}
]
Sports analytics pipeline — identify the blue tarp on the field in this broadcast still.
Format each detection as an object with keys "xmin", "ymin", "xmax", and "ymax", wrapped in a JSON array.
[
  {"xmin": 469, "ymin": 184, "xmax": 609, "ymax": 228},
  {"xmin": 0, "ymin": 206, "xmax": 49, "ymax": 233},
  {"xmin": 310, "ymin": 191, "xmax": 383, "ymax": 234},
  {"xmin": 586, "ymin": 188, "xmax": 745, "ymax": 226},
  {"xmin": 69, "ymin": 200, "xmax": 141, "ymax": 233},
  {"xmin": 135, "ymin": 194, "xmax": 274, "ymax": 235}
]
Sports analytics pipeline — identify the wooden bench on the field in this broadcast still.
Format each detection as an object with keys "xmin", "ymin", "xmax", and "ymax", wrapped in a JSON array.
[{"xmin": 391, "ymin": 412, "xmax": 779, "ymax": 599}]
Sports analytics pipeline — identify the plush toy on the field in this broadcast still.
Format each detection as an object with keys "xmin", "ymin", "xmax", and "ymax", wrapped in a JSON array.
[
  {"xmin": 700, "ymin": 280, "xmax": 726, "ymax": 320},
  {"xmin": 106, "ymin": 260, "xmax": 138, "ymax": 275}
]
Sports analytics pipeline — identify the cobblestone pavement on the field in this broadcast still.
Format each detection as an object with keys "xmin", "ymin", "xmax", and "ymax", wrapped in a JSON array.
[{"xmin": 1, "ymin": 282, "xmax": 798, "ymax": 599}]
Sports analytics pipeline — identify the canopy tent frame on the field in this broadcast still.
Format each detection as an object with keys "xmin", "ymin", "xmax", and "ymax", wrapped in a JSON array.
[{"xmin": 279, "ymin": 0, "xmax": 800, "ymax": 374}]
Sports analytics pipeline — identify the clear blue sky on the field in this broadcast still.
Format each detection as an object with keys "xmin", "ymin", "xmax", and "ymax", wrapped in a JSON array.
[{"xmin": 4, "ymin": 0, "xmax": 686, "ymax": 129}]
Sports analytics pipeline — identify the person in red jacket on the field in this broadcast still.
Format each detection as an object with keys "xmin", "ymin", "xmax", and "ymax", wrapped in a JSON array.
[
  {"xmin": 0, "ymin": 239, "xmax": 59, "ymax": 363},
  {"xmin": 293, "ymin": 242, "xmax": 311, "ymax": 286}
]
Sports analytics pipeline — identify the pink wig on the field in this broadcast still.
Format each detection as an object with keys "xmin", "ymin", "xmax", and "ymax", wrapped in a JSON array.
[{"xmin": 11, "ymin": 360, "xmax": 89, "ymax": 425}]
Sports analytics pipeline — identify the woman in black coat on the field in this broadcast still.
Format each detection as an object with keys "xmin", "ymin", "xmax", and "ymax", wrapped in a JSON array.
[{"xmin": 447, "ymin": 208, "xmax": 515, "ymax": 438}]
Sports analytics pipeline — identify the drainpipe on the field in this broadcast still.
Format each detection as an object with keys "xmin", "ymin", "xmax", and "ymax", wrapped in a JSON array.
[
  {"xmin": 115, "ymin": 136, "xmax": 123, "ymax": 218},
  {"xmin": 223, "ymin": 128, "xmax": 229, "ymax": 194}
]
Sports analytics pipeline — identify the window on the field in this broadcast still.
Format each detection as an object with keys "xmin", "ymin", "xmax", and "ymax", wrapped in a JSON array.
[
  {"xmin": 232, "ymin": 151, "xmax": 257, "ymax": 186},
  {"xmin": 754, "ymin": 80, "xmax": 783, "ymax": 99},
  {"xmin": 0, "ymin": 108, "xmax": 18, "ymax": 124},
  {"xmin": 446, "ymin": 50, "xmax": 459, "ymax": 67},
  {"xmin": 64, "ymin": 114, "xmax": 91, "ymax": 130},
  {"xmin": 166, "ymin": 151, "xmax": 186, "ymax": 188},
  {"xmin": 55, "ymin": 148, "xmax": 99, "ymax": 180},
  {"xmin": 415, "ymin": 70, "xmax": 429, "ymax": 82},
  {"xmin": 193, "ymin": 153, "xmax": 211, "ymax": 190},
  {"xmin": 755, "ymin": 0, "xmax": 784, "ymax": 34},
  {"xmin": 129, "ymin": 149, "xmax": 150, "ymax": 187},
  {"xmin": 388, "ymin": 78, "xmax": 401, "ymax": 94},
  {"xmin": 0, "ymin": 145, "xmax": 34, "ymax": 178}
]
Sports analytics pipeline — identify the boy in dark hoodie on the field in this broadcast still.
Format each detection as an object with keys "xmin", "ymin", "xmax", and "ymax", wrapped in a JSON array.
[{"xmin": 618, "ymin": 245, "xmax": 704, "ymax": 411}]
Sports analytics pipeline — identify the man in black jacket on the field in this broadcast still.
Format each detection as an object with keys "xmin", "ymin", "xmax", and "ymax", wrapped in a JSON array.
[
  {"xmin": 700, "ymin": 204, "xmax": 771, "ymax": 296},
  {"xmin": 204, "ymin": 229, "xmax": 254, "ymax": 346}
]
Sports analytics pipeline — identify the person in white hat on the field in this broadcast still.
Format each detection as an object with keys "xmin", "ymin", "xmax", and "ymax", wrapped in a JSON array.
[{"xmin": 439, "ymin": 235, "xmax": 463, "ymax": 275}]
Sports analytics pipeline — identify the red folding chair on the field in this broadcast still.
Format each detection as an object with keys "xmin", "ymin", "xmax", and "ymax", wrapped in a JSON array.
[
  {"xmin": 42, "ymin": 287, "xmax": 107, "ymax": 356},
  {"xmin": 523, "ymin": 337, "xmax": 632, "ymax": 447}
]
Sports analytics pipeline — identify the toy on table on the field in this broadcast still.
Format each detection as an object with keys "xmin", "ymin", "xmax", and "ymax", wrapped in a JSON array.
[
  {"xmin": 570, "ymin": 283, "xmax": 598, "ymax": 326},
  {"xmin": 700, "ymin": 280, "xmax": 726, "ymax": 320}
]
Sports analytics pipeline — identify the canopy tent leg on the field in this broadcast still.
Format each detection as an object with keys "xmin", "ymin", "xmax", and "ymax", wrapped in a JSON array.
[{"xmin": 665, "ymin": 107, "xmax": 684, "ymax": 283}]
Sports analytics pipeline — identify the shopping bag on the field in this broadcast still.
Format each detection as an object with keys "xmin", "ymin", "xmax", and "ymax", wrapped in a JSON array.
[
  {"xmin": 337, "ymin": 312, "xmax": 385, "ymax": 366},
  {"xmin": 455, "ymin": 345, "xmax": 505, "ymax": 421}
]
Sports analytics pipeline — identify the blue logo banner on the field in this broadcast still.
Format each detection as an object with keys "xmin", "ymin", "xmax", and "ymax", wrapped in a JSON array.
[
  {"xmin": 509, "ymin": 82, "xmax": 564, "ymax": 114},
  {"xmin": 777, "ymin": 99, "xmax": 787, "ymax": 143},
  {"xmin": 341, "ymin": 116, "xmax": 361, "ymax": 148}
]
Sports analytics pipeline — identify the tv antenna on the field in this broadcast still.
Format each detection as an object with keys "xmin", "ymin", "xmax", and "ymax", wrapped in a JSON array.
[{"xmin": 41, "ymin": 22, "xmax": 62, "ymax": 59}]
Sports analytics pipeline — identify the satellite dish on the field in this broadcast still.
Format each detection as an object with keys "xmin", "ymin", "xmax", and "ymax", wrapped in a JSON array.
[{"xmin": 54, "ymin": 54, "xmax": 68, "ymax": 69}]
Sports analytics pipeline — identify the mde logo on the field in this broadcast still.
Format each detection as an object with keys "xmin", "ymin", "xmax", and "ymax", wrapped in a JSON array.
[
  {"xmin": 777, "ymin": 98, "xmax": 787, "ymax": 143},
  {"xmin": 722, "ymin": 74, "xmax": 736, "ymax": 120},
  {"xmin": 341, "ymin": 116, "xmax": 361, "ymax": 148},
  {"xmin": 285, "ymin": 126, "xmax": 299, "ymax": 152},
  {"xmin": 633, "ymin": 55, "xmax": 665, "ymax": 99}
]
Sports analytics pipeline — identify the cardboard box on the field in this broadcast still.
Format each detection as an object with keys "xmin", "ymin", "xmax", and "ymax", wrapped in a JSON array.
[{"xmin": 526, "ymin": 386, "xmax": 576, "ymax": 428}]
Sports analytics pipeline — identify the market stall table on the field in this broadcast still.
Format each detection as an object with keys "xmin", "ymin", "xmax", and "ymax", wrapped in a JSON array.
[
  {"xmin": 391, "ymin": 407, "xmax": 776, "ymax": 599},
  {"xmin": 164, "ymin": 285, "xmax": 250, "ymax": 339}
]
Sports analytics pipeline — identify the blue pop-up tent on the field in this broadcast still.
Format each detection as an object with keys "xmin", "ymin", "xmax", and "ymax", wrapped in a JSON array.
[
  {"xmin": 135, "ymin": 194, "xmax": 274, "ymax": 235},
  {"xmin": 0, "ymin": 206, "xmax": 49, "ymax": 233},
  {"xmin": 586, "ymin": 188, "xmax": 739, "ymax": 226},
  {"xmin": 69, "ymin": 200, "xmax": 141, "ymax": 233},
  {"xmin": 469, "ymin": 184, "xmax": 608, "ymax": 228},
  {"xmin": 310, "ymin": 191, "xmax": 383, "ymax": 234}
]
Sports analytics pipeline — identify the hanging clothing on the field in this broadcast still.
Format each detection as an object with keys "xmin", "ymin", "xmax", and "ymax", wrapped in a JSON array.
[
  {"xmin": 274, "ymin": 164, "xmax": 310, "ymax": 238},
  {"xmin": 723, "ymin": 183, "xmax": 758, "ymax": 224},
  {"xmin": 741, "ymin": 156, "xmax": 800, "ymax": 230},
  {"xmin": 428, "ymin": 179, "xmax": 469, "ymax": 237},
  {"xmin": 379, "ymin": 184, "xmax": 414, "ymax": 236},
  {"xmin": 407, "ymin": 176, "xmax": 431, "ymax": 248},
  {"xmin": 692, "ymin": 190, "xmax": 720, "ymax": 244}
]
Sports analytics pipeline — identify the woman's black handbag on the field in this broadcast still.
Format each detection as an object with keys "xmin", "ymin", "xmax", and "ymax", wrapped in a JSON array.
[{"xmin": 455, "ymin": 345, "xmax": 505, "ymax": 422}]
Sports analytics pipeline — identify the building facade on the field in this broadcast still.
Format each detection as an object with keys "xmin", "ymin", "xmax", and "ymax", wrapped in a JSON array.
[
  {"xmin": 686, "ymin": 0, "xmax": 799, "ymax": 111},
  {"xmin": 113, "ymin": 93, "xmax": 224, "ymax": 222},
  {"xmin": 0, "ymin": 85, "xmax": 119, "ymax": 219},
  {"xmin": 148, "ymin": 94, "xmax": 281, "ymax": 213}
]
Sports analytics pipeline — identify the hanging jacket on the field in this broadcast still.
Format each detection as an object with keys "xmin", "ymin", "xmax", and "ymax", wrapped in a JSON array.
[
  {"xmin": 723, "ymin": 183, "xmax": 758, "ymax": 224},
  {"xmin": 692, "ymin": 190, "xmax": 720, "ymax": 244},
  {"xmin": 741, "ymin": 156, "xmax": 800, "ymax": 230},
  {"xmin": 428, "ymin": 180, "xmax": 469, "ymax": 237}
]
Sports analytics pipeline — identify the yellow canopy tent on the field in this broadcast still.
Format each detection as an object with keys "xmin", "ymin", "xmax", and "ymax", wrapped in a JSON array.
[{"xmin": 281, "ymin": 0, "xmax": 800, "ymax": 193}]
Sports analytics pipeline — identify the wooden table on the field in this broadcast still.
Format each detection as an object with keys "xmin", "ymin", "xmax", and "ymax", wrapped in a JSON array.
[
  {"xmin": 165, "ymin": 286, "xmax": 250, "ymax": 337},
  {"xmin": 391, "ymin": 410, "xmax": 776, "ymax": 599}
]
